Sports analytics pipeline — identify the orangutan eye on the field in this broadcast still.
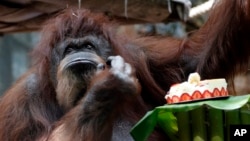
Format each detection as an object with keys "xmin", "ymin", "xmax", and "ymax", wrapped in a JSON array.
[
  {"xmin": 64, "ymin": 46, "xmax": 75, "ymax": 55},
  {"xmin": 82, "ymin": 42, "xmax": 95, "ymax": 50}
]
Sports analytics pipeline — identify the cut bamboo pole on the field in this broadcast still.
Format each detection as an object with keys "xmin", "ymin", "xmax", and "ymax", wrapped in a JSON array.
[
  {"xmin": 208, "ymin": 108, "xmax": 224, "ymax": 141},
  {"xmin": 191, "ymin": 107, "xmax": 207, "ymax": 141},
  {"xmin": 176, "ymin": 111, "xmax": 191, "ymax": 141},
  {"xmin": 225, "ymin": 110, "xmax": 240, "ymax": 141}
]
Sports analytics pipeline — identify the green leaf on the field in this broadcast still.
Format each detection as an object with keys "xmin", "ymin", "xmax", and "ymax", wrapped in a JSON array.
[
  {"xmin": 157, "ymin": 112, "xmax": 178, "ymax": 141},
  {"xmin": 130, "ymin": 94, "xmax": 250, "ymax": 141},
  {"xmin": 130, "ymin": 110, "xmax": 158, "ymax": 141}
]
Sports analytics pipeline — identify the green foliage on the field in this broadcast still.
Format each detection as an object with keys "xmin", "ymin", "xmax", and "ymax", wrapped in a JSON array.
[{"xmin": 131, "ymin": 95, "xmax": 250, "ymax": 141}]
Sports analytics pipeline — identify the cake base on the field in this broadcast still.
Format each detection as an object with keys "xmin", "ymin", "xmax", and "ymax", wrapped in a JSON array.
[{"xmin": 167, "ymin": 95, "xmax": 230, "ymax": 104}]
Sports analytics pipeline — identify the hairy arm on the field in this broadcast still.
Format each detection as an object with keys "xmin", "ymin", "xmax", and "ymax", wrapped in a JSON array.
[
  {"xmin": 0, "ymin": 70, "xmax": 61, "ymax": 141},
  {"xmin": 48, "ymin": 56, "xmax": 141, "ymax": 141},
  {"xmin": 135, "ymin": 0, "xmax": 250, "ymax": 89},
  {"xmin": 191, "ymin": 0, "xmax": 250, "ymax": 79}
]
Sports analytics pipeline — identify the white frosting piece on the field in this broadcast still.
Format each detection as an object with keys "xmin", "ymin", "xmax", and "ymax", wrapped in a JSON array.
[{"xmin": 188, "ymin": 72, "xmax": 200, "ymax": 85}]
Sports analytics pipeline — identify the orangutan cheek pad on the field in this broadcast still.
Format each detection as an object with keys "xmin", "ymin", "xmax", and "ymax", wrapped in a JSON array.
[{"xmin": 165, "ymin": 72, "xmax": 228, "ymax": 104}]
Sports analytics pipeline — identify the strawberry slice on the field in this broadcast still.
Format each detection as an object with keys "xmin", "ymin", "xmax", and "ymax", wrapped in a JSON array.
[
  {"xmin": 166, "ymin": 97, "xmax": 172, "ymax": 104},
  {"xmin": 180, "ymin": 93, "xmax": 192, "ymax": 102},
  {"xmin": 203, "ymin": 90, "xmax": 212, "ymax": 98},
  {"xmin": 221, "ymin": 87, "xmax": 228, "ymax": 96},
  {"xmin": 192, "ymin": 91, "xmax": 202, "ymax": 100},
  {"xmin": 213, "ymin": 88, "xmax": 221, "ymax": 97},
  {"xmin": 172, "ymin": 96, "xmax": 180, "ymax": 103}
]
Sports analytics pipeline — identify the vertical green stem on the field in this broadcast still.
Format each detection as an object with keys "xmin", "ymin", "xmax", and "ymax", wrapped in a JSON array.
[
  {"xmin": 208, "ymin": 108, "xmax": 224, "ymax": 141},
  {"xmin": 240, "ymin": 108, "xmax": 250, "ymax": 124},
  {"xmin": 191, "ymin": 107, "xmax": 207, "ymax": 141},
  {"xmin": 225, "ymin": 109, "xmax": 240, "ymax": 141},
  {"xmin": 176, "ymin": 111, "xmax": 191, "ymax": 141}
]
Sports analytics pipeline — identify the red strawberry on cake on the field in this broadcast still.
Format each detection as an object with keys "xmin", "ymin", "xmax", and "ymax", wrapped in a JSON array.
[
  {"xmin": 165, "ymin": 72, "xmax": 228, "ymax": 104},
  {"xmin": 180, "ymin": 93, "xmax": 192, "ymax": 101},
  {"xmin": 192, "ymin": 91, "xmax": 202, "ymax": 100},
  {"xmin": 203, "ymin": 90, "xmax": 212, "ymax": 98}
]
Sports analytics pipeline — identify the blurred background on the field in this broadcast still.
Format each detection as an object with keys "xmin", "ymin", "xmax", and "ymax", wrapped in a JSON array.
[
  {"xmin": 0, "ymin": 0, "xmax": 249, "ymax": 95},
  {"xmin": 0, "ymin": 32, "xmax": 40, "ymax": 94}
]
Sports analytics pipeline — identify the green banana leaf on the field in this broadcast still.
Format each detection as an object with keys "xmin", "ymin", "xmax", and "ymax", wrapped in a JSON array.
[{"xmin": 130, "ymin": 94, "xmax": 250, "ymax": 141}]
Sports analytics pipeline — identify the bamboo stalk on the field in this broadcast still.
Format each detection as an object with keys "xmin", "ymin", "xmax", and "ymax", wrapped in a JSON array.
[
  {"xmin": 225, "ymin": 109, "xmax": 240, "ymax": 141},
  {"xmin": 240, "ymin": 108, "xmax": 250, "ymax": 125},
  {"xmin": 208, "ymin": 108, "xmax": 224, "ymax": 141},
  {"xmin": 176, "ymin": 111, "xmax": 191, "ymax": 141},
  {"xmin": 191, "ymin": 107, "xmax": 207, "ymax": 141}
]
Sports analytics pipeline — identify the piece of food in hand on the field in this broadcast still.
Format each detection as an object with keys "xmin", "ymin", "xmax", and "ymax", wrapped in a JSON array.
[{"xmin": 165, "ymin": 72, "xmax": 228, "ymax": 104}]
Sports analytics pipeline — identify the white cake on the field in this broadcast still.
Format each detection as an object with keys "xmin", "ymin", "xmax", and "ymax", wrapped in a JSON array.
[{"xmin": 165, "ymin": 72, "xmax": 228, "ymax": 104}]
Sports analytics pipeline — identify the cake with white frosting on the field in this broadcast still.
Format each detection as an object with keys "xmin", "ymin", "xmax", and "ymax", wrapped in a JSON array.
[{"xmin": 165, "ymin": 72, "xmax": 228, "ymax": 104}]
